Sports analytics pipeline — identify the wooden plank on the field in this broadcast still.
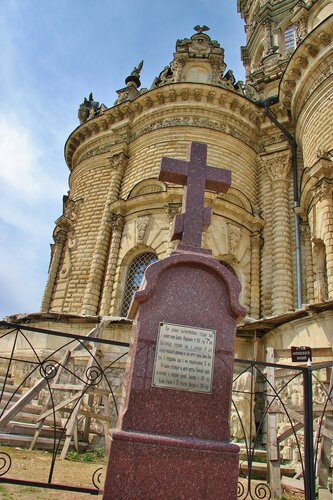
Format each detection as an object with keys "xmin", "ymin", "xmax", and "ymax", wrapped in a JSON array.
[
  {"xmin": 266, "ymin": 347, "xmax": 282, "ymax": 498},
  {"xmin": 30, "ymin": 350, "xmax": 71, "ymax": 450},
  {"xmin": 278, "ymin": 422, "xmax": 303, "ymax": 443},
  {"xmin": 281, "ymin": 476, "xmax": 304, "ymax": 493},
  {"xmin": 50, "ymin": 384, "xmax": 85, "ymax": 391},
  {"xmin": 60, "ymin": 349, "xmax": 98, "ymax": 459},
  {"xmin": 36, "ymin": 393, "xmax": 81, "ymax": 422},
  {"xmin": 0, "ymin": 368, "xmax": 57, "ymax": 427}
]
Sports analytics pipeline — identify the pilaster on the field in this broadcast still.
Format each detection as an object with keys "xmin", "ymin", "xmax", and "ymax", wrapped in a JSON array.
[
  {"xmin": 314, "ymin": 180, "xmax": 333, "ymax": 298},
  {"xmin": 250, "ymin": 232, "xmax": 263, "ymax": 318},
  {"xmin": 100, "ymin": 212, "xmax": 125, "ymax": 316},
  {"xmin": 40, "ymin": 230, "xmax": 66, "ymax": 313},
  {"xmin": 81, "ymin": 153, "xmax": 127, "ymax": 315},
  {"xmin": 300, "ymin": 222, "xmax": 314, "ymax": 304},
  {"xmin": 263, "ymin": 151, "xmax": 294, "ymax": 315}
]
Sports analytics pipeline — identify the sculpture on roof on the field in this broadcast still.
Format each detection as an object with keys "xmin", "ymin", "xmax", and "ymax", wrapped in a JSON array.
[
  {"xmin": 78, "ymin": 93, "xmax": 106, "ymax": 124},
  {"xmin": 193, "ymin": 25, "xmax": 210, "ymax": 34},
  {"xmin": 125, "ymin": 60, "xmax": 144, "ymax": 88}
]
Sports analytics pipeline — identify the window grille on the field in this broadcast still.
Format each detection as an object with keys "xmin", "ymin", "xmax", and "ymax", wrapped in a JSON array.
[
  {"xmin": 121, "ymin": 252, "xmax": 158, "ymax": 317},
  {"xmin": 285, "ymin": 24, "xmax": 299, "ymax": 52}
]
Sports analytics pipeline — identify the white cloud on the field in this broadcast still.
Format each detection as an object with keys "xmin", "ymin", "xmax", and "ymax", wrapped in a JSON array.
[{"xmin": 0, "ymin": 117, "xmax": 64, "ymax": 198}]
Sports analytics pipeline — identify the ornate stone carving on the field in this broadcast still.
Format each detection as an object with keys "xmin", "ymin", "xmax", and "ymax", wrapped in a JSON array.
[
  {"xmin": 250, "ymin": 233, "xmax": 263, "ymax": 250},
  {"xmin": 110, "ymin": 212, "xmax": 125, "ymax": 232},
  {"xmin": 78, "ymin": 93, "xmax": 106, "ymax": 124},
  {"xmin": 261, "ymin": 152, "xmax": 292, "ymax": 182},
  {"xmin": 108, "ymin": 152, "xmax": 128, "ymax": 172},
  {"xmin": 165, "ymin": 204, "xmax": 182, "ymax": 223},
  {"xmin": 318, "ymin": 32, "xmax": 331, "ymax": 47},
  {"xmin": 130, "ymin": 116, "xmax": 259, "ymax": 152},
  {"xmin": 136, "ymin": 216, "xmax": 150, "ymax": 244},
  {"xmin": 313, "ymin": 180, "xmax": 333, "ymax": 203},
  {"xmin": 59, "ymin": 231, "xmax": 77, "ymax": 280},
  {"xmin": 228, "ymin": 224, "xmax": 241, "ymax": 257}
]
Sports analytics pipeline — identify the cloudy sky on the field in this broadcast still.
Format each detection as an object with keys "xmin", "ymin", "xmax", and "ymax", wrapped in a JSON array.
[{"xmin": 0, "ymin": 0, "xmax": 245, "ymax": 319}]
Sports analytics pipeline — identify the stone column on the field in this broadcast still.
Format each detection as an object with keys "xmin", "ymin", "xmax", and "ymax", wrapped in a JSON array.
[
  {"xmin": 40, "ymin": 229, "xmax": 66, "ymax": 313},
  {"xmin": 250, "ymin": 232, "xmax": 262, "ymax": 319},
  {"xmin": 300, "ymin": 222, "xmax": 315, "ymax": 303},
  {"xmin": 264, "ymin": 152, "xmax": 294, "ymax": 315},
  {"xmin": 99, "ymin": 212, "xmax": 125, "ymax": 316},
  {"xmin": 314, "ymin": 180, "xmax": 333, "ymax": 298},
  {"xmin": 81, "ymin": 153, "xmax": 127, "ymax": 315}
]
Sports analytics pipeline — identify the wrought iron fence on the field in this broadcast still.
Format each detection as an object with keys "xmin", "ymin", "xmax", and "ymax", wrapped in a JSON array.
[
  {"xmin": 233, "ymin": 358, "xmax": 333, "ymax": 500},
  {"xmin": 0, "ymin": 321, "xmax": 332, "ymax": 499},
  {"xmin": 0, "ymin": 321, "xmax": 129, "ymax": 495}
]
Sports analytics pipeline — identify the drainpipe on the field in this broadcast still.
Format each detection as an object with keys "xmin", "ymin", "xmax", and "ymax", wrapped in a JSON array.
[{"xmin": 255, "ymin": 96, "xmax": 302, "ymax": 309}]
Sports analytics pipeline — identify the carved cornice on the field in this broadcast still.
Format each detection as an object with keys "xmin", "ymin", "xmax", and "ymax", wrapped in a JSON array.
[
  {"xmin": 65, "ymin": 83, "xmax": 262, "ymax": 168},
  {"xmin": 260, "ymin": 151, "xmax": 292, "ymax": 182}
]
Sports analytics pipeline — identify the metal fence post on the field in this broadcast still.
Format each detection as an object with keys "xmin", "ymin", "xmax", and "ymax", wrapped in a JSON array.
[{"xmin": 303, "ymin": 366, "xmax": 316, "ymax": 500}]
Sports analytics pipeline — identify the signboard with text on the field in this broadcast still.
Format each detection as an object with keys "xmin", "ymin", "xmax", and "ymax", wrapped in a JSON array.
[
  {"xmin": 152, "ymin": 322, "xmax": 216, "ymax": 393},
  {"xmin": 291, "ymin": 346, "xmax": 312, "ymax": 362}
]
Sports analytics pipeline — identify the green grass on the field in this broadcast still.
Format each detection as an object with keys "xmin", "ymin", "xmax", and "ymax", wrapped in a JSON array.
[{"xmin": 65, "ymin": 447, "xmax": 105, "ymax": 462}]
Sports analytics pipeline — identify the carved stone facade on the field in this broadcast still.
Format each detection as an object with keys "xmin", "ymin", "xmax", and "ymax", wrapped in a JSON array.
[{"xmin": 2, "ymin": 6, "xmax": 333, "ymax": 481}]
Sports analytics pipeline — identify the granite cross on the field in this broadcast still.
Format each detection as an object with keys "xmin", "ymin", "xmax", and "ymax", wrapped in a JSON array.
[{"xmin": 159, "ymin": 141, "xmax": 231, "ymax": 251}]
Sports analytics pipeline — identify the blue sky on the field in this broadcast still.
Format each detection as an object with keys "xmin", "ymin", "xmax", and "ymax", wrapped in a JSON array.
[{"xmin": 0, "ymin": 0, "xmax": 245, "ymax": 318}]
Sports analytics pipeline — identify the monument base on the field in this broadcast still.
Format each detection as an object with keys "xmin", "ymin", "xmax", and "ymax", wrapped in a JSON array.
[{"xmin": 103, "ymin": 430, "xmax": 240, "ymax": 500}]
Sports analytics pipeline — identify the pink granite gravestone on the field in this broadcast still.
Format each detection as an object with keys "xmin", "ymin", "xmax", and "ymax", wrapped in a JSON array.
[{"xmin": 103, "ymin": 142, "xmax": 245, "ymax": 500}]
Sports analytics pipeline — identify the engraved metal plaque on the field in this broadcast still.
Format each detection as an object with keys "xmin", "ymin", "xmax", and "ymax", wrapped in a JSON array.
[{"xmin": 152, "ymin": 322, "xmax": 216, "ymax": 393}]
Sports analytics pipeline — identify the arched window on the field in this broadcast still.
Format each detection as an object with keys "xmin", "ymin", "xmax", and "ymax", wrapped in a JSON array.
[
  {"xmin": 284, "ymin": 24, "xmax": 299, "ymax": 53},
  {"xmin": 121, "ymin": 252, "xmax": 158, "ymax": 316}
]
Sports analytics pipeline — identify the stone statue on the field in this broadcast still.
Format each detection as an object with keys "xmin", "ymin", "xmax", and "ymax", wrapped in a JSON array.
[
  {"xmin": 78, "ymin": 93, "xmax": 104, "ymax": 124},
  {"xmin": 193, "ymin": 25, "xmax": 210, "ymax": 34},
  {"xmin": 131, "ymin": 60, "xmax": 143, "ymax": 79},
  {"xmin": 151, "ymin": 62, "xmax": 175, "ymax": 88},
  {"xmin": 125, "ymin": 60, "xmax": 144, "ymax": 88},
  {"xmin": 231, "ymin": 371, "xmax": 256, "ymax": 442}
]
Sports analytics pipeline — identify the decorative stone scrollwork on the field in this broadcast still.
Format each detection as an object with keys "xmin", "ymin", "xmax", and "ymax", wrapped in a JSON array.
[
  {"xmin": 228, "ymin": 223, "xmax": 241, "ymax": 258},
  {"xmin": 136, "ymin": 215, "xmax": 150, "ymax": 244},
  {"xmin": 59, "ymin": 231, "xmax": 77, "ymax": 279}
]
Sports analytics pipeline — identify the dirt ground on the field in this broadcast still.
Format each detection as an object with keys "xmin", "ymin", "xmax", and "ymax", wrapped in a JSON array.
[
  {"xmin": 0, "ymin": 446, "xmax": 105, "ymax": 499},
  {"xmin": 0, "ymin": 446, "xmax": 304, "ymax": 499}
]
